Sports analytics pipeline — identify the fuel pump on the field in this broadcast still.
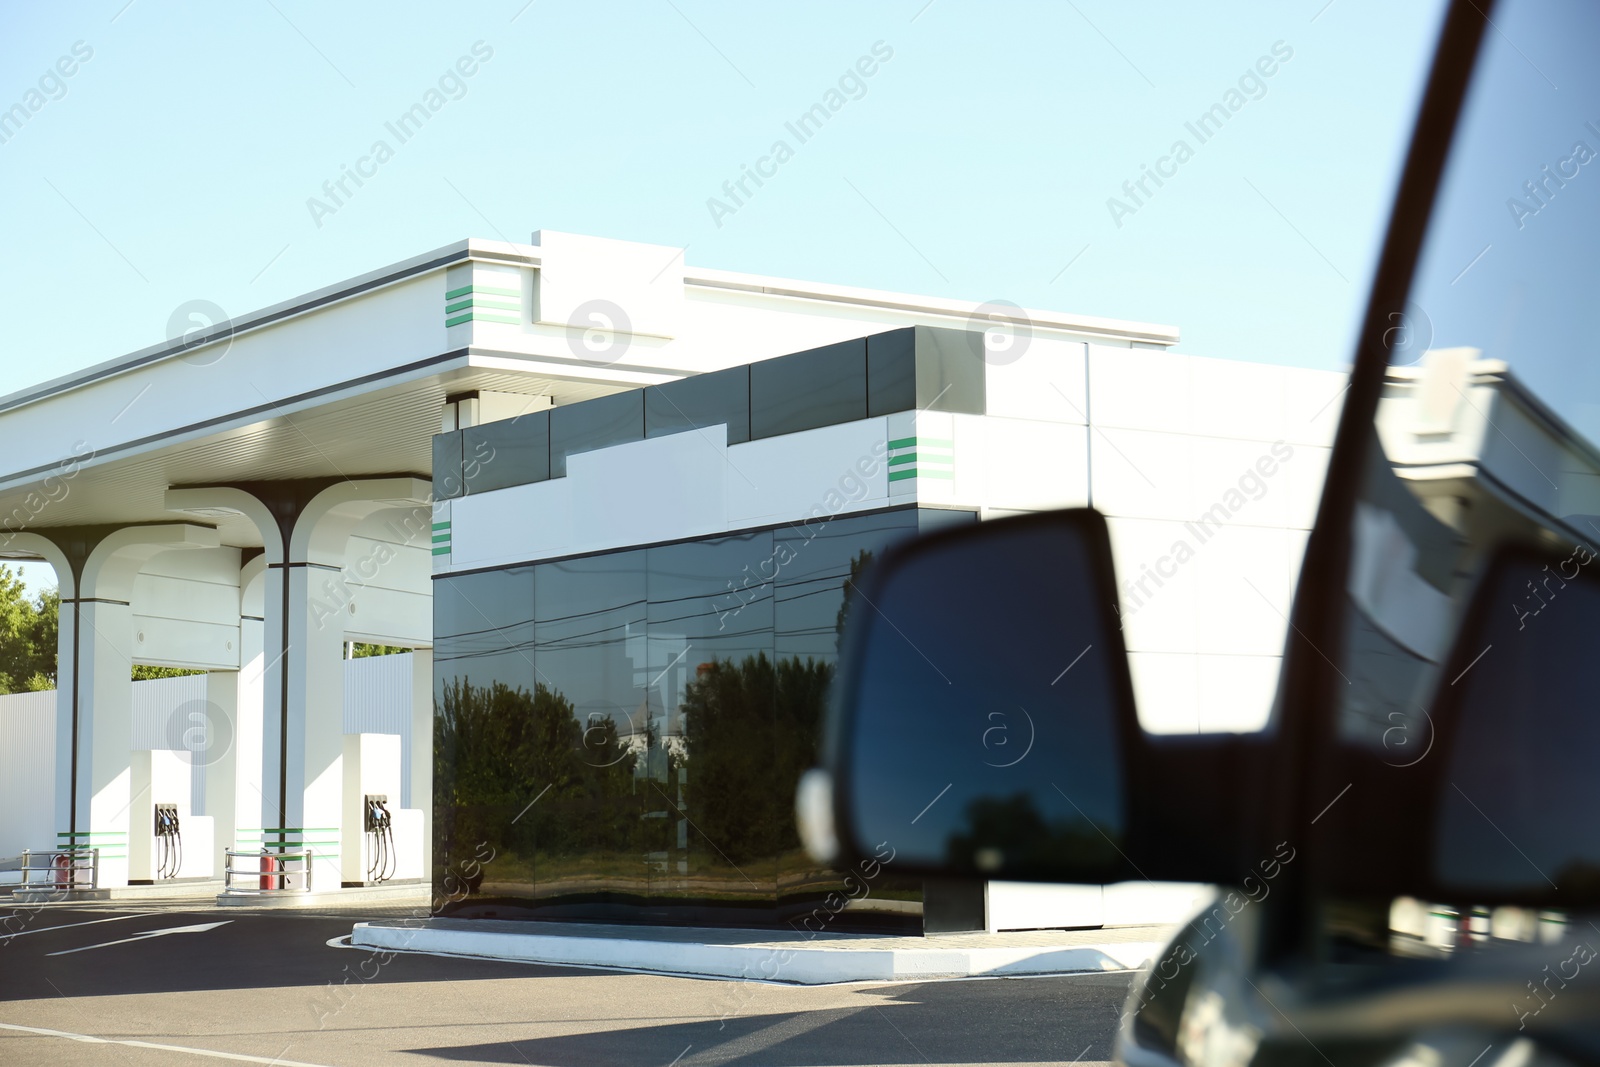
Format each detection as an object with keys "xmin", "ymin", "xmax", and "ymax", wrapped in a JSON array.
[
  {"xmin": 154, "ymin": 804, "xmax": 182, "ymax": 879},
  {"xmin": 363, "ymin": 794, "xmax": 394, "ymax": 883}
]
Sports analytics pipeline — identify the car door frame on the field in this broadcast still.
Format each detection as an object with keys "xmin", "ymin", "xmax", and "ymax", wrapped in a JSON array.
[{"xmin": 1254, "ymin": 0, "xmax": 1493, "ymax": 961}]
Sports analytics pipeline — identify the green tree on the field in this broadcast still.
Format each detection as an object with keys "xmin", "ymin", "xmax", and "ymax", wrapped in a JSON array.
[
  {"xmin": 0, "ymin": 565, "xmax": 57, "ymax": 693},
  {"xmin": 347, "ymin": 643, "xmax": 410, "ymax": 658},
  {"xmin": 132, "ymin": 665, "xmax": 205, "ymax": 680}
]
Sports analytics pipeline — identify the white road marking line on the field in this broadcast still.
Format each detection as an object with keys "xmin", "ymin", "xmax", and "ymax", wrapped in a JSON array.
[
  {"xmin": 0, "ymin": 1021, "xmax": 332, "ymax": 1066},
  {"xmin": 47, "ymin": 920, "xmax": 231, "ymax": 956}
]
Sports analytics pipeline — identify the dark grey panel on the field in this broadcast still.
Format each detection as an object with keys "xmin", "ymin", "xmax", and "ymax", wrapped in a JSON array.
[
  {"xmin": 646, "ymin": 365, "xmax": 750, "ymax": 445},
  {"xmin": 914, "ymin": 326, "xmax": 986, "ymax": 414},
  {"xmin": 866, "ymin": 328, "xmax": 916, "ymax": 417},
  {"xmin": 917, "ymin": 507, "xmax": 979, "ymax": 535},
  {"xmin": 750, "ymin": 339, "xmax": 867, "ymax": 440},
  {"xmin": 432, "ymin": 431, "xmax": 464, "ymax": 500},
  {"xmin": 465, "ymin": 411, "xmax": 549, "ymax": 494},
  {"xmin": 923, "ymin": 878, "xmax": 987, "ymax": 933},
  {"xmin": 550, "ymin": 390, "xmax": 644, "ymax": 477}
]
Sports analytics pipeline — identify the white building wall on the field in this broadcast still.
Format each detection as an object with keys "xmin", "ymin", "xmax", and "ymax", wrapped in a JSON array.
[
  {"xmin": 1087, "ymin": 346, "xmax": 1344, "ymax": 734},
  {"xmin": 1, "ymin": 677, "xmax": 214, "ymax": 870},
  {"xmin": 0, "ymin": 690, "xmax": 56, "ymax": 862},
  {"xmin": 447, "ymin": 416, "xmax": 911, "ymax": 571}
]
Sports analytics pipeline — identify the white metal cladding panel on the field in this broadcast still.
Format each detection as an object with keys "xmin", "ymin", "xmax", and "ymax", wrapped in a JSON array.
[
  {"xmin": 131, "ymin": 674, "xmax": 210, "ymax": 814},
  {"xmin": 344, "ymin": 653, "xmax": 414, "ymax": 808},
  {"xmin": 984, "ymin": 337, "xmax": 1089, "ymax": 423},
  {"xmin": 0, "ymin": 690, "xmax": 56, "ymax": 859},
  {"xmin": 131, "ymin": 675, "xmax": 210, "ymax": 748}
]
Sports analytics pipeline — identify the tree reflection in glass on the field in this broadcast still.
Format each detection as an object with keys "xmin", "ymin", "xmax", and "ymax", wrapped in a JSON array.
[{"xmin": 433, "ymin": 509, "xmax": 963, "ymax": 928}]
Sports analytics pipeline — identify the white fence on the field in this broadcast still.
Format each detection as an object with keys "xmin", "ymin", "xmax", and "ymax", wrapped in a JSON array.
[
  {"xmin": 0, "ymin": 690, "xmax": 55, "ymax": 864},
  {"xmin": 0, "ymin": 652, "xmax": 417, "ymax": 860}
]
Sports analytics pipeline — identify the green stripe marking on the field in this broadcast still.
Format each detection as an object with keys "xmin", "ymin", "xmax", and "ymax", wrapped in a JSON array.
[
  {"xmin": 445, "ymin": 285, "xmax": 474, "ymax": 299},
  {"xmin": 888, "ymin": 469, "xmax": 918, "ymax": 482},
  {"xmin": 432, "ymin": 546, "xmax": 451, "ymax": 556},
  {"xmin": 432, "ymin": 521, "xmax": 451, "ymax": 530},
  {"xmin": 432, "ymin": 533, "xmax": 450, "ymax": 544},
  {"xmin": 445, "ymin": 313, "xmax": 473, "ymax": 327},
  {"xmin": 888, "ymin": 454, "xmax": 916, "ymax": 466},
  {"xmin": 887, "ymin": 437, "xmax": 916, "ymax": 450}
]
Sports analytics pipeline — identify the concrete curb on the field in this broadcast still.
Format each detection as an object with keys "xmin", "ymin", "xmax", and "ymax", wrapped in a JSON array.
[
  {"xmin": 10, "ymin": 888, "xmax": 112, "ymax": 903},
  {"xmin": 219, "ymin": 882, "xmax": 428, "ymax": 909},
  {"xmin": 349, "ymin": 921, "xmax": 1161, "ymax": 984},
  {"xmin": 8, "ymin": 881, "xmax": 224, "ymax": 904}
]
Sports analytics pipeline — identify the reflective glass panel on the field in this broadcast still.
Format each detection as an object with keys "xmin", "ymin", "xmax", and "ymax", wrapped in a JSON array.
[
  {"xmin": 645, "ymin": 532, "xmax": 775, "ymax": 920},
  {"xmin": 432, "ymin": 567, "xmax": 536, "ymax": 903},
  {"xmin": 531, "ymin": 551, "xmax": 649, "ymax": 914}
]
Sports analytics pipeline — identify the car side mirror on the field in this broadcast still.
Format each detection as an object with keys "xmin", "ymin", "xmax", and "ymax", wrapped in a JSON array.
[
  {"xmin": 797, "ymin": 509, "xmax": 1148, "ymax": 883},
  {"xmin": 1420, "ymin": 542, "xmax": 1600, "ymax": 905}
]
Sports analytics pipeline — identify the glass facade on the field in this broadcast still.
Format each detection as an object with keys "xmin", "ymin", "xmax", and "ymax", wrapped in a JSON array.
[{"xmin": 433, "ymin": 506, "xmax": 973, "ymax": 928}]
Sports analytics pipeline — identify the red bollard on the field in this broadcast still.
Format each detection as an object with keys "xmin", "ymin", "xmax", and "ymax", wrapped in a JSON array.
[{"xmin": 260, "ymin": 851, "xmax": 280, "ymax": 890}]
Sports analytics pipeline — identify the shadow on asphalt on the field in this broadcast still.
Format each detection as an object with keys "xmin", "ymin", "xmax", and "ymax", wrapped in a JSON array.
[{"xmin": 398, "ymin": 972, "xmax": 1134, "ymax": 1066}]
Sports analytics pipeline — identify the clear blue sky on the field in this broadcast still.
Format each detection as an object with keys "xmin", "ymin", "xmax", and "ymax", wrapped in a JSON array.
[{"xmin": 1, "ymin": 0, "xmax": 1447, "ymax": 401}]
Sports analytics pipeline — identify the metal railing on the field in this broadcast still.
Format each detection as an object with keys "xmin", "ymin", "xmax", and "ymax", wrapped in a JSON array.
[
  {"xmin": 15, "ymin": 848, "xmax": 98, "ymax": 891},
  {"xmin": 224, "ymin": 849, "xmax": 314, "ymax": 894}
]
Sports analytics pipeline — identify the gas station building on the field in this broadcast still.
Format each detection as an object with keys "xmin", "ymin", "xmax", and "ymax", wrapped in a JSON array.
[{"xmin": 0, "ymin": 232, "xmax": 1342, "ymax": 930}]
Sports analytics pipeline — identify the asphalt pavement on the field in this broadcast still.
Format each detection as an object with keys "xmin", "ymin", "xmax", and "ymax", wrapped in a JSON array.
[{"xmin": 0, "ymin": 902, "xmax": 1136, "ymax": 1066}]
